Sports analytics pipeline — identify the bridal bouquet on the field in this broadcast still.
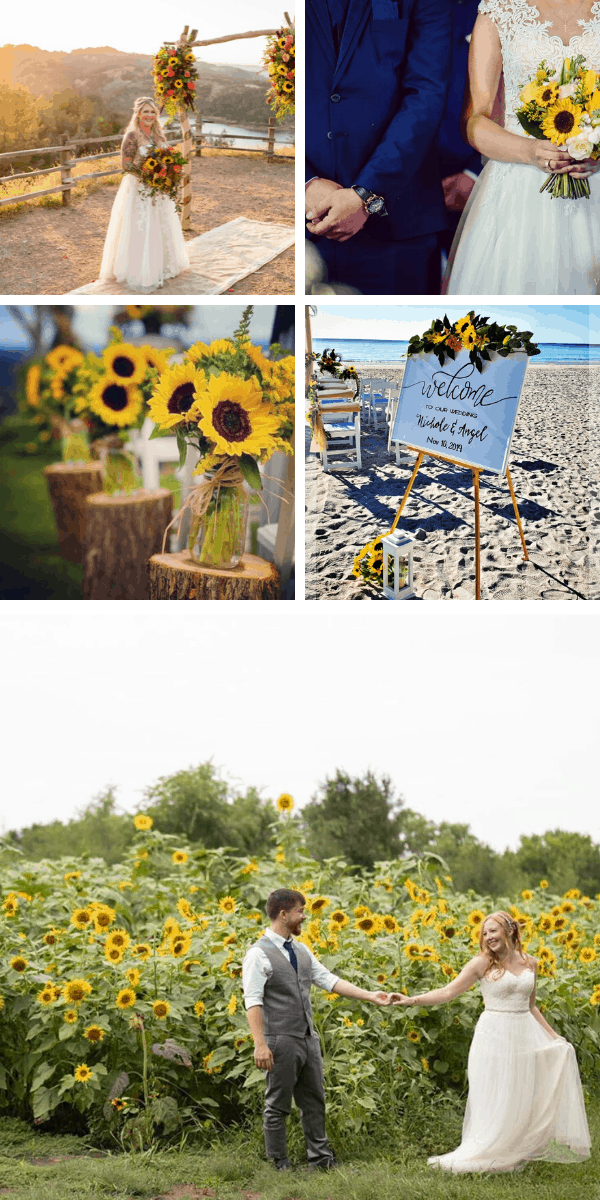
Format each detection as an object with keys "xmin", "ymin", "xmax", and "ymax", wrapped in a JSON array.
[
  {"xmin": 516, "ymin": 54, "xmax": 600, "ymax": 199},
  {"xmin": 135, "ymin": 146, "xmax": 189, "ymax": 211},
  {"xmin": 148, "ymin": 305, "xmax": 294, "ymax": 569},
  {"xmin": 153, "ymin": 44, "xmax": 198, "ymax": 117},
  {"xmin": 264, "ymin": 26, "xmax": 295, "ymax": 120}
]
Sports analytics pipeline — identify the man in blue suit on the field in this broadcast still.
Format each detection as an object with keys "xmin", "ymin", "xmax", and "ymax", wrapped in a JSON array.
[
  {"xmin": 305, "ymin": 0, "xmax": 452, "ymax": 295},
  {"xmin": 436, "ymin": 0, "xmax": 482, "ymax": 256}
]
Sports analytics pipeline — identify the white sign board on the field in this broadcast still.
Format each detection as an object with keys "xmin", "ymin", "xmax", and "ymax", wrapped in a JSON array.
[{"xmin": 391, "ymin": 349, "xmax": 528, "ymax": 475}]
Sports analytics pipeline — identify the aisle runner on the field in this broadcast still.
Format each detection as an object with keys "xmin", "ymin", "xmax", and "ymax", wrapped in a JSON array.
[{"xmin": 71, "ymin": 218, "xmax": 295, "ymax": 295}]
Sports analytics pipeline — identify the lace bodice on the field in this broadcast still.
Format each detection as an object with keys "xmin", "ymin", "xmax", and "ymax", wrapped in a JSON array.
[
  {"xmin": 480, "ymin": 967, "xmax": 534, "ymax": 1012},
  {"xmin": 478, "ymin": 0, "xmax": 600, "ymax": 132}
]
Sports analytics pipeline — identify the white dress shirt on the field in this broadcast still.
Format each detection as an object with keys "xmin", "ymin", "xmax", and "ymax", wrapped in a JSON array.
[{"xmin": 242, "ymin": 927, "xmax": 339, "ymax": 1009}]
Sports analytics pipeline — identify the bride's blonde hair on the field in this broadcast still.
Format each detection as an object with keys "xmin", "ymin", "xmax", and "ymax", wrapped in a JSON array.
[
  {"xmin": 480, "ymin": 910, "xmax": 527, "ymax": 978},
  {"xmin": 123, "ymin": 97, "xmax": 167, "ymax": 145}
]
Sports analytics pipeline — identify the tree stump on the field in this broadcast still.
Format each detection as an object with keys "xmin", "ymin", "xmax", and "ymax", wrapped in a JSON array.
[
  {"xmin": 43, "ymin": 461, "xmax": 103, "ymax": 563},
  {"xmin": 148, "ymin": 551, "xmax": 280, "ymax": 600},
  {"xmin": 83, "ymin": 489, "xmax": 173, "ymax": 600}
]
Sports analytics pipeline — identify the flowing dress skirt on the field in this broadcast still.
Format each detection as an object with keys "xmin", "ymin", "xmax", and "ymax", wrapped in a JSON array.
[
  {"xmin": 428, "ymin": 1011, "xmax": 591, "ymax": 1173},
  {"xmin": 445, "ymin": 159, "xmax": 600, "ymax": 295},
  {"xmin": 100, "ymin": 175, "xmax": 190, "ymax": 291}
]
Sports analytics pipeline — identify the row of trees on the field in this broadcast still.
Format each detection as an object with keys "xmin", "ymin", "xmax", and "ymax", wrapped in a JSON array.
[
  {"xmin": 0, "ymin": 81, "xmax": 123, "ymax": 173},
  {"xmin": 4, "ymin": 764, "xmax": 600, "ymax": 898}
]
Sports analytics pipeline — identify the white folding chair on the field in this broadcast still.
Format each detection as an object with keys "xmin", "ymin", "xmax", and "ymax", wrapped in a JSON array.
[{"xmin": 318, "ymin": 396, "xmax": 362, "ymax": 472}]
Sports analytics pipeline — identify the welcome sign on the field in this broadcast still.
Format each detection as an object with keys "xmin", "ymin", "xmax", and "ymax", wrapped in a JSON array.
[{"xmin": 391, "ymin": 349, "xmax": 528, "ymax": 475}]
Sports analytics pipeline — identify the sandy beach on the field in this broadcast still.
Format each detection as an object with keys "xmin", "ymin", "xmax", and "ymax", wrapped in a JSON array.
[{"xmin": 305, "ymin": 364, "xmax": 599, "ymax": 601}]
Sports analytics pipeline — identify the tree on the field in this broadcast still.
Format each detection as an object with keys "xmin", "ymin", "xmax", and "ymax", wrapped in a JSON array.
[
  {"xmin": 301, "ymin": 769, "xmax": 405, "ymax": 868},
  {"xmin": 511, "ymin": 830, "xmax": 600, "ymax": 896},
  {"xmin": 140, "ymin": 762, "xmax": 276, "ymax": 854},
  {"xmin": 0, "ymin": 81, "xmax": 41, "ymax": 154},
  {"xmin": 8, "ymin": 788, "xmax": 131, "ymax": 864}
]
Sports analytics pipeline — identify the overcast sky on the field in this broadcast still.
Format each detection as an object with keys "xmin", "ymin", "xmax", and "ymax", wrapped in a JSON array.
[
  {"xmin": 2, "ymin": 1, "xmax": 294, "ymax": 65},
  {"xmin": 312, "ymin": 304, "xmax": 598, "ymax": 345},
  {"xmin": 1, "ymin": 606, "xmax": 597, "ymax": 855}
]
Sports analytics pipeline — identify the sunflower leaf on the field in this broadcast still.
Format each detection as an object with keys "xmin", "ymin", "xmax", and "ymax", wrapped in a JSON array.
[
  {"xmin": 149, "ymin": 425, "xmax": 172, "ymax": 441},
  {"xmin": 238, "ymin": 454, "xmax": 262, "ymax": 491},
  {"xmin": 175, "ymin": 429, "xmax": 188, "ymax": 470}
]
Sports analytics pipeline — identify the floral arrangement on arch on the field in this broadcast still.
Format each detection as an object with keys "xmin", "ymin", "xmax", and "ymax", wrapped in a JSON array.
[
  {"xmin": 407, "ymin": 313, "xmax": 540, "ymax": 374},
  {"xmin": 133, "ymin": 145, "xmax": 188, "ymax": 212},
  {"xmin": 263, "ymin": 26, "xmax": 295, "ymax": 121},
  {"xmin": 153, "ymin": 44, "xmax": 198, "ymax": 118},
  {"xmin": 516, "ymin": 54, "xmax": 600, "ymax": 200}
]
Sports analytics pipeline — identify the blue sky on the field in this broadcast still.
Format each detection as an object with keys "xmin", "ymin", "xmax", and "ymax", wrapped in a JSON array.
[{"xmin": 312, "ymin": 304, "xmax": 598, "ymax": 344}]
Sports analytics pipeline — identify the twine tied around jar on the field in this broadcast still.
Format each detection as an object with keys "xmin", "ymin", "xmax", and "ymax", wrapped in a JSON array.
[{"xmin": 161, "ymin": 456, "xmax": 246, "ymax": 555}]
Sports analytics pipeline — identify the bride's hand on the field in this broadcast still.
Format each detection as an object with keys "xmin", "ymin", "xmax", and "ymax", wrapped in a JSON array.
[
  {"xmin": 568, "ymin": 157, "xmax": 600, "ymax": 178},
  {"xmin": 388, "ymin": 992, "xmax": 412, "ymax": 1006},
  {"xmin": 527, "ymin": 139, "xmax": 572, "ymax": 174}
]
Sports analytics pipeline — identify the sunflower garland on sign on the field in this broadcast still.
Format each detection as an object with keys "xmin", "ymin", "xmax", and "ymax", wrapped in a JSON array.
[
  {"xmin": 263, "ymin": 26, "xmax": 295, "ymax": 120},
  {"xmin": 516, "ymin": 54, "xmax": 600, "ymax": 199},
  {"xmin": 406, "ymin": 312, "xmax": 540, "ymax": 374},
  {"xmin": 148, "ymin": 305, "xmax": 294, "ymax": 568}
]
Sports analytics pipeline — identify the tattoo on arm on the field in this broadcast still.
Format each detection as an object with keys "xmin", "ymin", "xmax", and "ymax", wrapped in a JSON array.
[{"xmin": 122, "ymin": 132, "xmax": 137, "ymax": 166}]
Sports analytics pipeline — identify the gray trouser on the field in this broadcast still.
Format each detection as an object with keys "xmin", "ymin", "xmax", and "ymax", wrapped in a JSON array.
[{"xmin": 264, "ymin": 1033, "xmax": 333, "ymax": 1164}]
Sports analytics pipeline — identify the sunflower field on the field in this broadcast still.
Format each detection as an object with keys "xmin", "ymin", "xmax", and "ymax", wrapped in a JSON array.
[{"xmin": 1, "ymin": 803, "xmax": 599, "ymax": 1149}]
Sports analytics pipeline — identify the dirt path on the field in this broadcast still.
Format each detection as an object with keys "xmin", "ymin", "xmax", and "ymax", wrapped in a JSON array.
[{"xmin": 0, "ymin": 153, "xmax": 294, "ymax": 296}]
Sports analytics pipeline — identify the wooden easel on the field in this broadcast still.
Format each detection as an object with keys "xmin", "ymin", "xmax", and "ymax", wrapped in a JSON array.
[
  {"xmin": 389, "ymin": 448, "xmax": 529, "ymax": 601},
  {"xmin": 165, "ymin": 15, "xmax": 292, "ymax": 230}
]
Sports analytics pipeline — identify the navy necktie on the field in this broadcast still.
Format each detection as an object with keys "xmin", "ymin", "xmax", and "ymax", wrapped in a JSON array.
[{"xmin": 283, "ymin": 938, "xmax": 298, "ymax": 972}]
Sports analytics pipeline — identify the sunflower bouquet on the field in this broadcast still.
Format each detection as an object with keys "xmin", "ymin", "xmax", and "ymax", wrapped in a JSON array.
[
  {"xmin": 516, "ymin": 54, "xmax": 600, "ymax": 199},
  {"xmin": 407, "ymin": 312, "xmax": 540, "ymax": 373},
  {"xmin": 148, "ymin": 306, "xmax": 294, "ymax": 569},
  {"xmin": 310, "ymin": 348, "xmax": 360, "ymax": 396},
  {"xmin": 263, "ymin": 26, "xmax": 295, "ymax": 121},
  {"xmin": 19, "ymin": 345, "xmax": 86, "ymax": 458},
  {"xmin": 134, "ymin": 145, "xmax": 189, "ymax": 211},
  {"xmin": 153, "ymin": 44, "xmax": 198, "ymax": 117}
]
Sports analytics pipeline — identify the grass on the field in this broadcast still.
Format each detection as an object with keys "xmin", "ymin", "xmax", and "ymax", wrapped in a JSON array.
[
  {"xmin": 0, "ymin": 145, "xmax": 294, "ymax": 218},
  {"xmin": 0, "ymin": 1097, "xmax": 597, "ymax": 1200}
]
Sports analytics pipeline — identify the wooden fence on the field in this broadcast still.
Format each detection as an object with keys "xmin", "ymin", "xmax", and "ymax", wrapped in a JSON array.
[{"xmin": 0, "ymin": 116, "xmax": 294, "ymax": 209}]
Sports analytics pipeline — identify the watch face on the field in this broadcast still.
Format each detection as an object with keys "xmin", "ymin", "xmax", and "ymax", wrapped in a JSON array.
[{"xmin": 368, "ymin": 197, "xmax": 385, "ymax": 214}]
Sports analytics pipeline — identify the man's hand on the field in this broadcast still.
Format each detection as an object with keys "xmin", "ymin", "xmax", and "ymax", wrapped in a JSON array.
[
  {"xmin": 253, "ymin": 1041, "xmax": 274, "ymax": 1071},
  {"xmin": 307, "ymin": 188, "xmax": 369, "ymax": 242},
  {"xmin": 305, "ymin": 177, "xmax": 343, "ymax": 218},
  {"xmin": 388, "ymin": 993, "xmax": 413, "ymax": 1006},
  {"xmin": 369, "ymin": 990, "xmax": 391, "ymax": 1006},
  {"xmin": 442, "ymin": 172, "xmax": 475, "ymax": 213}
]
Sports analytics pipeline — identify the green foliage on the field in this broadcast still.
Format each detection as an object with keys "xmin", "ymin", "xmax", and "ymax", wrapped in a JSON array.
[{"xmin": 302, "ymin": 770, "xmax": 406, "ymax": 869}]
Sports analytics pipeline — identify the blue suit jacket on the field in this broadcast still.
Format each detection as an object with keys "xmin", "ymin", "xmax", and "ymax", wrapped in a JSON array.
[
  {"xmin": 306, "ymin": 0, "xmax": 452, "ymax": 241},
  {"xmin": 436, "ymin": 0, "xmax": 482, "ymax": 178}
]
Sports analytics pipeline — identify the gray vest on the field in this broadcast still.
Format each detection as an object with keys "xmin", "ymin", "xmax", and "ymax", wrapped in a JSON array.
[{"xmin": 258, "ymin": 935, "xmax": 315, "ymax": 1038}]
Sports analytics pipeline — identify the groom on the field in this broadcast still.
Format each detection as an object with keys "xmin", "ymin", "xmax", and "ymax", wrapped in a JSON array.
[
  {"xmin": 242, "ymin": 888, "xmax": 389, "ymax": 1170},
  {"xmin": 306, "ymin": 0, "xmax": 452, "ymax": 294}
]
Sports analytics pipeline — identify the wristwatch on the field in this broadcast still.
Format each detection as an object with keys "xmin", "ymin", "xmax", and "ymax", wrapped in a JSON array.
[{"xmin": 351, "ymin": 185, "xmax": 388, "ymax": 216}]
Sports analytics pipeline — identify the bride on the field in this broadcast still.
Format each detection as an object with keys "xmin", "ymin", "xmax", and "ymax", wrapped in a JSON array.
[
  {"xmin": 445, "ymin": 0, "xmax": 600, "ymax": 294},
  {"xmin": 391, "ymin": 910, "xmax": 591, "ymax": 1173},
  {"xmin": 100, "ymin": 97, "xmax": 190, "ymax": 292}
]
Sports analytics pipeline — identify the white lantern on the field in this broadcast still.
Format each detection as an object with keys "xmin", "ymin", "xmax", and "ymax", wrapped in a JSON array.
[{"xmin": 382, "ymin": 531, "xmax": 415, "ymax": 600}]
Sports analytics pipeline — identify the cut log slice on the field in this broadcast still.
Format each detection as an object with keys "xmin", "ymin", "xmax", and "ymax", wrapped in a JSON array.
[
  {"xmin": 43, "ymin": 461, "xmax": 104, "ymax": 563},
  {"xmin": 148, "ymin": 551, "xmax": 280, "ymax": 600},
  {"xmin": 83, "ymin": 489, "xmax": 173, "ymax": 601}
]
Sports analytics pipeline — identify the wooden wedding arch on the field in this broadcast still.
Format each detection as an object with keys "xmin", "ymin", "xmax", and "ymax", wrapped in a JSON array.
[{"xmin": 166, "ymin": 15, "xmax": 292, "ymax": 230}]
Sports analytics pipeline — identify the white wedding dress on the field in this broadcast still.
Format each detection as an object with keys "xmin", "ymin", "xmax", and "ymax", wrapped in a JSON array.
[
  {"xmin": 446, "ymin": 0, "xmax": 600, "ymax": 294},
  {"xmin": 99, "ymin": 134, "xmax": 190, "ymax": 291},
  {"xmin": 428, "ymin": 968, "xmax": 591, "ymax": 1173}
]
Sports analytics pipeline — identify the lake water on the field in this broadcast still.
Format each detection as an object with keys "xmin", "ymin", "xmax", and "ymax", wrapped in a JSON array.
[
  {"xmin": 312, "ymin": 338, "xmax": 600, "ymax": 365},
  {"xmin": 194, "ymin": 120, "xmax": 293, "ymax": 150}
]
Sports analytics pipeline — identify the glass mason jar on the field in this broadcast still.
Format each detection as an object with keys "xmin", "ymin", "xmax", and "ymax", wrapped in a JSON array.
[
  {"xmin": 61, "ymin": 419, "xmax": 91, "ymax": 465},
  {"xmin": 188, "ymin": 475, "xmax": 248, "ymax": 570},
  {"xmin": 99, "ymin": 438, "xmax": 139, "ymax": 497}
]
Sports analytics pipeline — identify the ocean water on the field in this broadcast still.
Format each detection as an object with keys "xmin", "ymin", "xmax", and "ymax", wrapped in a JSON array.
[{"xmin": 313, "ymin": 338, "xmax": 599, "ymax": 365}]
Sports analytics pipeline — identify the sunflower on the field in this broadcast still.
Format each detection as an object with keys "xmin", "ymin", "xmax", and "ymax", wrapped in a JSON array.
[
  {"xmin": 64, "ymin": 871, "xmax": 81, "ymax": 883},
  {"xmin": 194, "ymin": 1000, "xmax": 206, "ymax": 1017},
  {"xmin": 25, "ymin": 364, "xmax": 41, "ymax": 407},
  {"xmin": 43, "ymin": 930, "xmax": 60, "ymax": 946},
  {"xmin": 356, "ymin": 916, "xmax": 376, "ymax": 934},
  {"xmin": 131, "ymin": 943, "xmax": 152, "ymax": 960},
  {"xmin": 439, "ymin": 923, "xmax": 458, "ymax": 940},
  {"xmin": 171, "ymin": 933, "xmax": 192, "ymax": 958},
  {"xmin": 454, "ymin": 315, "xmax": 473, "ymax": 335},
  {"xmin": 421, "ymin": 1058, "xmax": 430, "ymax": 1072},
  {"xmin": 189, "ymin": 372, "xmax": 280, "ymax": 458},
  {"xmin": 354, "ymin": 905, "xmax": 371, "ymax": 919},
  {"xmin": 543, "ymin": 98, "xmax": 581, "ymax": 144},
  {"xmin": 467, "ymin": 910, "xmax": 485, "ymax": 928},
  {"xmin": 219, "ymin": 897, "xmax": 237, "ymax": 914},
  {"xmin": 106, "ymin": 929, "xmax": 131, "ymax": 952},
  {"xmin": 111, "ymin": 1098, "xmax": 127, "ymax": 1111},
  {"xmin": 521, "ymin": 890, "xmax": 534, "ymax": 901},
  {"xmin": 134, "ymin": 814, "xmax": 153, "ymax": 831},
  {"xmin": 535, "ymin": 81, "xmax": 559, "ymax": 106},
  {"xmin": 580, "ymin": 947, "xmax": 596, "ymax": 964},
  {"xmin": 71, "ymin": 908, "xmax": 93, "ymax": 930},
  {"xmin": 10, "ymin": 956, "xmax": 28, "ymax": 973},
  {"xmin": 177, "ymin": 898, "xmax": 195, "ymax": 922},
  {"xmin": 282, "ymin": 81, "xmax": 294, "ymax": 93},
  {"xmin": 329, "ymin": 910, "xmax": 349, "ymax": 928},
  {"xmin": 308, "ymin": 896, "xmax": 329, "ymax": 914},
  {"xmin": 381, "ymin": 915, "xmax": 400, "ymax": 934},
  {"xmin": 105, "ymin": 946, "xmax": 124, "ymax": 965},
  {"xmin": 45, "ymin": 346, "xmax": 84, "ymax": 373},
  {"xmin": 148, "ymin": 361, "xmax": 206, "ymax": 429},
  {"xmin": 407, "ymin": 1029, "xmax": 420, "ymax": 1043},
  {"xmin": 560, "ymin": 901, "xmax": 576, "ymax": 914},
  {"xmin": 115, "ymin": 988, "xmax": 136, "ymax": 1009},
  {"xmin": 3, "ymin": 898, "xmax": 18, "ymax": 915},
  {"xmin": 441, "ymin": 963, "xmax": 456, "ymax": 978},
  {"xmin": 227, "ymin": 994, "xmax": 238, "ymax": 1015},
  {"xmin": 37, "ymin": 987, "xmax": 55, "ymax": 1005},
  {"xmin": 276, "ymin": 792, "xmax": 294, "ymax": 812},
  {"xmin": 187, "ymin": 339, "xmax": 236, "ymax": 364},
  {"xmin": 172, "ymin": 851, "xmax": 188, "ymax": 865},
  {"xmin": 74, "ymin": 1064, "xmax": 93, "ymax": 1083},
  {"xmin": 84, "ymin": 1025, "xmax": 105, "ymax": 1042},
  {"xmin": 404, "ymin": 941, "xmax": 421, "ymax": 959},
  {"xmin": 89, "ymin": 377, "xmax": 143, "ymax": 428},
  {"xmin": 460, "ymin": 323, "xmax": 478, "ymax": 350},
  {"xmin": 93, "ymin": 906, "xmax": 116, "ymax": 933},
  {"xmin": 174, "ymin": 80, "xmax": 183, "ymax": 88},
  {"xmin": 103, "ymin": 343, "xmax": 147, "ymax": 385},
  {"xmin": 153, "ymin": 1000, "xmax": 171, "ymax": 1019},
  {"xmin": 168, "ymin": 56, "xmax": 178, "ymax": 66},
  {"xmin": 63, "ymin": 979, "xmax": 92, "ymax": 1004}
]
